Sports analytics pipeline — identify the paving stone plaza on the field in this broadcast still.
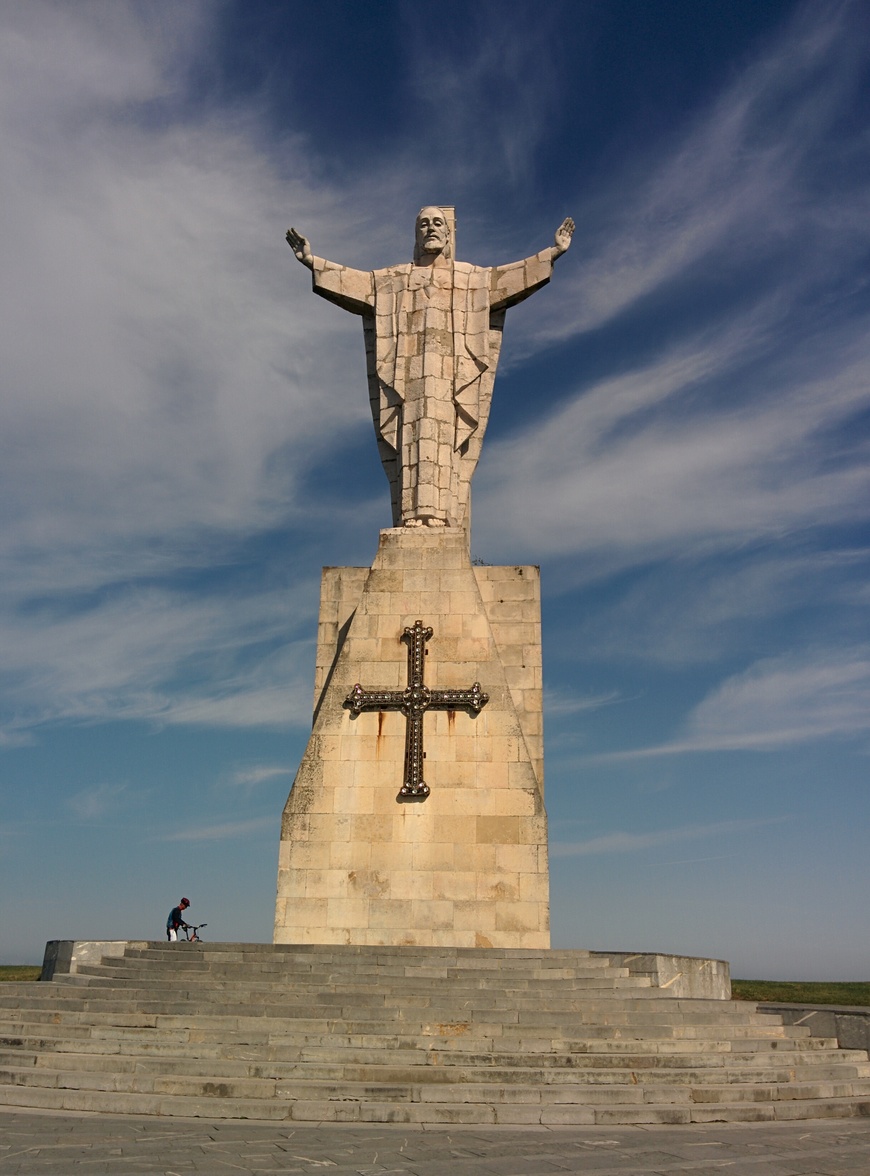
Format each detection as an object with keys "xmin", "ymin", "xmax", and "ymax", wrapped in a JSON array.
[{"xmin": 2, "ymin": 1109, "xmax": 870, "ymax": 1175}]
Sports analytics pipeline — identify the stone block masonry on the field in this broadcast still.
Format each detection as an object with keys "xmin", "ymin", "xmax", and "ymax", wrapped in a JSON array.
[{"xmin": 274, "ymin": 527, "xmax": 549, "ymax": 948}]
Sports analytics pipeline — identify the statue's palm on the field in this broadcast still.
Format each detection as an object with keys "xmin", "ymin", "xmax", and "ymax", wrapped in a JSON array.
[
  {"xmin": 286, "ymin": 227, "xmax": 313, "ymax": 267},
  {"xmin": 554, "ymin": 217, "xmax": 575, "ymax": 255}
]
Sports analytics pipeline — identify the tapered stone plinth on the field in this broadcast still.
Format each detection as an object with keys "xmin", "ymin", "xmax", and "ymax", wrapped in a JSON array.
[{"xmin": 274, "ymin": 527, "xmax": 549, "ymax": 948}]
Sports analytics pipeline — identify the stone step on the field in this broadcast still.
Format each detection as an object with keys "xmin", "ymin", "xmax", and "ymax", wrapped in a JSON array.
[
  {"xmin": 5, "ymin": 1030, "xmax": 865, "ymax": 1077},
  {"xmin": 49, "ymin": 990, "xmax": 764, "ymax": 1029},
  {"xmin": 84, "ymin": 947, "xmax": 616, "ymax": 966},
  {"xmin": 6, "ymin": 942, "xmax": 869, "ymax": 1124},
  {"xmin": 0, "ymin": 1029, "xmax": 853, "ymax": 1078},
  {"xmin": 0, "ymin": 983, "xmax": 664, "ymax": 1009},
  {"xmin": 0, "ymin": 1005, "xmax": 834, "ymax": 1046},
  {"xmin": 7, "ymin": 1059, "xmax": 870, "ymax": 1111},
  {"xmin": 688, "ymin": 1079, "xmax": 870, "ymax": 1104},
  {"xmin": 93, "ymin": 948, "xmax": 617, "ymax": 964},
  {"xmin": 4, "ymin": 1044, "xmax": 869, "ymax": 1089},
  {"xmin": 113, "ymin": 951, "xmax": 618, "ymax": 977},
  {"xmin": 1, "ymin": 988, "xmax": 804, "ymax": 1019},
  {"xmin": 68, "ymin": 967, "xmax": 636, "ymax": 988},
  {"xmin": 0, "ymin": 1064, "xmax": 278, "ymax": 1100},
  {"xmin": 0, "ymin": 1080, "xmax": 868, "ymax": 1127},
  {"xmin": 103, "ymin": 963, "xmax": 648, "ymax": 986},
  {"xmin": 689, "ymin": 1096, "xmax": 870, "ymax": 1125},
  {"xmin": 0, "ymin": 986, "xmax": 775, "ymax": 1018},
  {"xmin": 2, "ymin": 1006, "xmax": 776, "ymax": 1045},
  {"xmin": 121, "ymin": 944, "xmax": 604, "ymax": 961},
  {"xmin": 5, "ymin": 1028, "xmax": 866, "ymax": 1077},
  {"xmin": 11, "ymin": 991, "xmax": 776, "ymax": 1036},
  {"xmin": 0, "ymin": 1012, "xmax": 820, "ymax": 1054},
  {"xmin": 0, "ymin": 1083, "xmax": 292, "ymax": 1121},
  {"xmin": 4, "ymin": 1018, "xmax": 793, "ymax": 1051}
]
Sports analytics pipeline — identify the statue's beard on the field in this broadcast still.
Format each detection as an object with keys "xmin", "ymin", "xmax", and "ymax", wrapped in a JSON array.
[{"xmin": 414, "ymin": 241, "xmax": 451, "ymax": 263}]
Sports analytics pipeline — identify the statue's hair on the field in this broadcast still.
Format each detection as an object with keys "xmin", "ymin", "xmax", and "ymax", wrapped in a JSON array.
[{"xmin": 414, "ymin": 206, "xmax": 452, "ymax": 261}]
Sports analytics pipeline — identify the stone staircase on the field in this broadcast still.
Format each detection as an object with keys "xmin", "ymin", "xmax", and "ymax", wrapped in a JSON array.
[{"xmin": 1, "ymin": 943, "xmax": 870, "ymax": 1125}]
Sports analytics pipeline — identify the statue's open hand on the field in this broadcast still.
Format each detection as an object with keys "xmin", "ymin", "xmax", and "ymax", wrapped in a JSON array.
[
  {"xmin": 554, "ymin": 217, "xmax": 575, "ymax": 257},
  {"xmin": 286, "ymin": 227, "xmax": 313, "ymax": 268}
]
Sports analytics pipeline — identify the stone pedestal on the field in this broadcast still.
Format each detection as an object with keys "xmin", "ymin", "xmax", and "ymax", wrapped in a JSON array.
[{"xmin": 274, "ymin": 528, "xmax": 549, "ymax": 948}]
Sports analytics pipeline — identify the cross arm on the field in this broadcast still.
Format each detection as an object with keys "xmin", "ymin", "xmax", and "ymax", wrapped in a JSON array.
[
  {"xmin": 429, "ymin": 684, "xmax": 489, "ymax": 713},
  {"xmin": 345, "ymin": 684, "xmax": 404, "ymax": 716}
]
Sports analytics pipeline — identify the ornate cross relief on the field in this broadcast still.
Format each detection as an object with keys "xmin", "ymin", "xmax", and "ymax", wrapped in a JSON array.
[{"xmin": 344, "ymin": 619, "xmax": 489, "ymax": 802}]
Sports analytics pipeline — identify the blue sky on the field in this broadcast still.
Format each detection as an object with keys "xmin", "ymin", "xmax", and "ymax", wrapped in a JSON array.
[{"xmin": 1, "ymin": 0, "xmax": 868, "ymax": 978}]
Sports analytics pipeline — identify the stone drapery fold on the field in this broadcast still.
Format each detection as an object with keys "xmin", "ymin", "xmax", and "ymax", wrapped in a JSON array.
[{"xmin": 372, "ymin": 262, "xmax": 491, "ymax": 454}]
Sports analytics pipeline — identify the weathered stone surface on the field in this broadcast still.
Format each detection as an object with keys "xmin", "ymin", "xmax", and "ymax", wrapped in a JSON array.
[
  {"xmin": 595, "ymin": 953, "xmax": 732, "ymax": 1000},
  {"xmin": 7, "ymin": 941, "xmax": 870, "ymax": 1125},
  {"xmin": 274, "ymin": 528, "xmax": 548, "ymax": 948},
  {"xmin": 40, "ymin": 940, "xmax": 149, "ymax": 981},
  {"xmin": 761, "ymin": 1004, "xmax": 870, "ymax": 1055}
]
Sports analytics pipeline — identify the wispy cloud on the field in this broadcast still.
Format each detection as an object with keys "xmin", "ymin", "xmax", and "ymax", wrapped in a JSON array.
[
  {"xmin": 479, "ymin": 303, "xmax": 870, "ymax": 561},
  {"xmin": 544, "ymin": 688, "xmax": 622, "ymax": 717},
  {"xmin": 402, "ymin": 1, "xmax": 568, "ymax": 192},
  {"xmin": 161, "ymin": 816, "xmax": 274, "ymax": 843},
  {"xmin": 0, "ymin": 729, "xmax": 33, "ymax": 749},
  {"xmin": 534, "ymin": 1, "xmax": 870, "ymax": 342},
  {"xmin": 66, "ymin": 782, "xmax": 128, "ymax": 821},
  {"xmin": 230, "ymin": 765, "xmax": 293, "ymax": 789},
  {"xmin": 566, "ymin": 547, "xmax": 870, "ymax": 667},
  {"xmin": 477, "ymin": 3, "xmax": 870, "ymax": 576},
  {"xmin": 551, "ymin": 816, "xmax": 788, "ymax": 858},
  {"xmin": 0, "ymin": 4, "xmax": 356, "ymax": 744},
  {"xmin": 0, "ymin": 3, "xmax": 376, "ymax": 591},
  {"xmin": 590, "ymin": 648, "xmax": 870, "ymax": 759},
  {"xmin": 0, "ymin": 586, "xmax": 315, "ymax": 736}
]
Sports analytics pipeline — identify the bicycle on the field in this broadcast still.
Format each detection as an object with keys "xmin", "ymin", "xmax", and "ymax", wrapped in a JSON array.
[{"xmin": 182, "ymin": 923, "xmax": 207, "ymax": 942}]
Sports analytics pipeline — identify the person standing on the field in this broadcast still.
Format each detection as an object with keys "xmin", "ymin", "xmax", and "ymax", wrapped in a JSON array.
[{"xmin": 166, "ymin": 897, "xmax": 190, "ymax": 941}]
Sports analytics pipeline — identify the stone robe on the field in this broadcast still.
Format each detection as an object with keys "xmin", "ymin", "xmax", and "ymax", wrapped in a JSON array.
[{"xmin": 310, "ymin": 249, "xmax": 555, "ymax": 528}]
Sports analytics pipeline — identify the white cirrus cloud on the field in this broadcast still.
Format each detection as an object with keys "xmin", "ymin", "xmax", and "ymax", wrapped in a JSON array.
[
  {"xmin": 230, "ymin": 765, "xmax": 293, "ymax": 789},
  {"xmin": 551, "ymin": 816, "xmax": 789, "ymax": 857},
  {"xmin": 161, "ymin": 816, "xmax": 274, "ymax": 843},
  {"xmin": 528, "ymin": 0, "xmax": 869, "ymax": 344},
  {"xmin": 66, "ymin": 782, "xmax": 128, "ymax": 821},
  {"xmin": 589, "ymin": 648, "xmax": 870, "ymax": 759}
]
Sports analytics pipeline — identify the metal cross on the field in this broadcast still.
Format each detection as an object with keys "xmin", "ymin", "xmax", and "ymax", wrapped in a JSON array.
[{"xmin": 344, "ymin": 619, "xmax": 489, "ymax": 802}]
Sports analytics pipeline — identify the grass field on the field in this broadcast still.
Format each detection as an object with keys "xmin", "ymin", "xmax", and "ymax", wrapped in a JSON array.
[
  {"xmin": 1, "ymin": 966, "xmax": 867, "ymax": 1003},
  {"xmin": 731, "ymin": 980, "xmax": 870, "ymax": 1006}
]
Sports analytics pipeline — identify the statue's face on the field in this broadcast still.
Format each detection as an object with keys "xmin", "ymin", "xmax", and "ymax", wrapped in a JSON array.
[{"xmin": 415, "ymin": 207, "xmax": 450, "ymax": 255}]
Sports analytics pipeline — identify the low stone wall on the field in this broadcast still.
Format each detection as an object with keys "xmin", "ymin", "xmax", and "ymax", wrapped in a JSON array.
[
  {"xmin": 593, "ymin": 952, "xmax": 731, "ymax": 1000},
  {"xmin": 758, "ymin": 1004, "xmax": 870, "ymax": 1054},
  {"xmin": 41, "ymin": 940, "xmax": 147, "ymax": 981}
]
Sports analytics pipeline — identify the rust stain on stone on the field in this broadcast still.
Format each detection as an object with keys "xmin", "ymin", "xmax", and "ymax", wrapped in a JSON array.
[{"xmin": 423, "ymin": 1022, "xmax": 471, "ymax": 1038}]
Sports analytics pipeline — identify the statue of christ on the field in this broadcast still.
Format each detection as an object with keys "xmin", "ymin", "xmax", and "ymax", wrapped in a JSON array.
[{"xmin": 287, "ymin": 207, "xmax": 574, "ymax": 529}]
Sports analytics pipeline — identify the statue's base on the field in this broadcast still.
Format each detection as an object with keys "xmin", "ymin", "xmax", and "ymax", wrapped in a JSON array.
[{"xmin": 274, "ymin": 528, "xmax": 549, "ymax": 948}]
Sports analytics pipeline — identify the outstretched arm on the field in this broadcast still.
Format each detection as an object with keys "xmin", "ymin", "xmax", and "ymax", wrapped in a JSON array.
[
  {"xmin": 490, "ymin": 216, "xmax": 575, "ymax": 310},
  {"xmin": 286, "ymin": 227, "xmax": 314, "ymax": 270},
  {"xmin": 286, "ymin": 226, "xmax": 374, "ymax": 314}
]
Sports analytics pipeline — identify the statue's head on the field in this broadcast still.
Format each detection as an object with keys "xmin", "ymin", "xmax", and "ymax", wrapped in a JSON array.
[{"xmin": 414, "ymin": 206, "xmax": 452, "ymax": 261}]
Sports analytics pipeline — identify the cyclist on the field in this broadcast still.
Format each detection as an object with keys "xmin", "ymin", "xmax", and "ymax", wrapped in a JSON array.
[{"xmin": 166, "ymin": 897, "xmax": 191, "ymax": 942}]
